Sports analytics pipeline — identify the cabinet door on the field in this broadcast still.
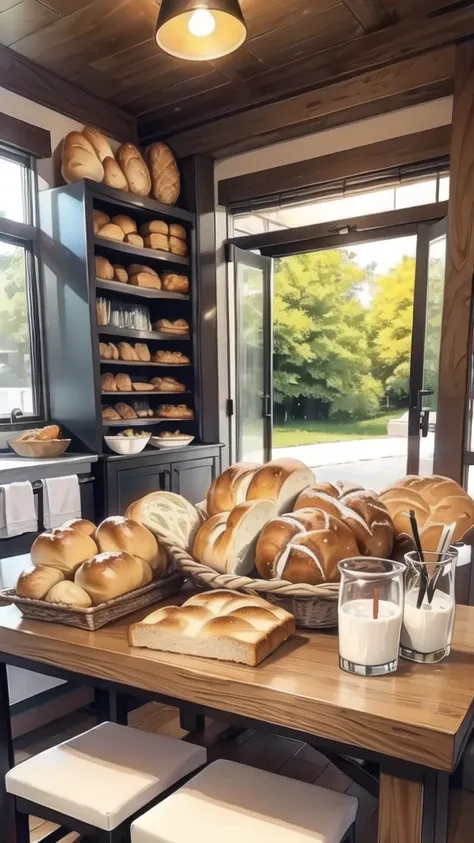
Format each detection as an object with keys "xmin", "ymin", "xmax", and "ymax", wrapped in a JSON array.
[
  {"xmin": 114, "ymin": 463, "xmax": 171, "ymax": 514},
  {"xmin": 171, "ymin": 457, "xmax": 217, "ymax": 505}
]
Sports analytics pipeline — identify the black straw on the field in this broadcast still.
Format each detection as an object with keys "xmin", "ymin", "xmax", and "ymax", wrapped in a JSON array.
[{"xmin": 409, "ymin": 510, "xmax": 428, "ymax": 609}]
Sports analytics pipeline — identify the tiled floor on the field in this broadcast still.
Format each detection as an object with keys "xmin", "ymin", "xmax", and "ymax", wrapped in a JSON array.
[{"xmin": 19, "ymin": 701, "xmax": 378, "ymax": 843}]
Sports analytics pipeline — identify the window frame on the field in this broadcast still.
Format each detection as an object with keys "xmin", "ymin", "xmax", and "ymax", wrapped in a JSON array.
[{"xmin": 0, "ymin": 147, "xmax": 47, "ymax": 426}]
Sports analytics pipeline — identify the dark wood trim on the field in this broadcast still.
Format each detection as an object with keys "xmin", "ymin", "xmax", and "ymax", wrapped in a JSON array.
[
  {"xmin": 262, "ymin": 222, "xmax": 421, "ymax": 258},
  {"xmin": 228, "ymin": 202, "xmax": 449, "ymax": 254},
  {"xmin": 163, "ymin": 47, "xmax": 454, "ymax": 159},
  {"xmin": 218, "ymin": 125, "xmax": 452, "ymax": 207},
  {"xmin": 0, "ymin": 44, "xmax": 137, "ymax": 143},
  {"xmin": 0, "ymin": 110, "xmax": 51, "ymax": 159},
  {"xmin": 435, "ymin": 40, "xmax": 474, "ymax": 483},
  {"xmin": 343, "ymin": 0, "xmax": 394, "ymax": 33}
]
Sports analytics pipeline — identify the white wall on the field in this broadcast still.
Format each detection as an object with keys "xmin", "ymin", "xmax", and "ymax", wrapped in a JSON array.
[{"xmin": 0, "ymin": 85, "xmax": 117, "ymax": 189}]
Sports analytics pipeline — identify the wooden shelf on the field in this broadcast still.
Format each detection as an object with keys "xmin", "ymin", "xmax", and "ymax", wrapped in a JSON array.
[
  {"xmin": 103, "ymin": 418, "xmax": 193, "ymax": 427},
  {"xmin": 99, "ymin": 326, "xmax": 190, "ymax": 341},
  {"xmin": 87, "ymin": 180, "xmax": 195, "ymax": 224},
  {"xmin": 96, "ymin": 278, "xmax": 189, "ymax": 300},
  {"xmin": 102, "ymin": 391, "xmax": 192, "ymax": 396},
  {"xmin": 95, "ymin": 236, "xmax": 189, "ymax": 267},
  {"xmin": 100, "ymin": 359, "xmax": 192, "ymax": 367}
]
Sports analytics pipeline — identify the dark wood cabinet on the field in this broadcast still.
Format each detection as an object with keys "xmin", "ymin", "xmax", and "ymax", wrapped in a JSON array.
[{"xmin": 97, "ymin": 444, "xmax": 221, "ymax": 519}]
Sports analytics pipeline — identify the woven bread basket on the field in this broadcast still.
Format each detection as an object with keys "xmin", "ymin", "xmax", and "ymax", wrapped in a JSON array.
[{"xmin": 153, "ymin": 529, "xmax": 339, "ymax": 628}]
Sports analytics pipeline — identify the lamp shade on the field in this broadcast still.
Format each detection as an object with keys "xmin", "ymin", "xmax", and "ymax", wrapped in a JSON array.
[{"xmin": 155, "ymin": 0, "xmax": 247, "ymax": 61}]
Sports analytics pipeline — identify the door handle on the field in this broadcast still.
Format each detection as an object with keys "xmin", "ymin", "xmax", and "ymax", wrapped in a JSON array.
[
  {"xmin": 417, "ymin": 389, "xmax": 434, "ymax": 410},
  {"xmin": 420, "ymin": 409, "xmax": 430, "ymax": 438},
  {"xmin": 262, "ymin": 394, "xmax": 272, "ymax": 418}
]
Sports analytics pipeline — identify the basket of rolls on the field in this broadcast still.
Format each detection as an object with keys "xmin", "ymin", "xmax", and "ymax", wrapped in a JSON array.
[
  {"xmin": 0, "ymin": 516, "xmax": 184, "ymax": 629},
  {"xmin": 126, "ymin": 462, "xmax": 474, "ymax": 629}
]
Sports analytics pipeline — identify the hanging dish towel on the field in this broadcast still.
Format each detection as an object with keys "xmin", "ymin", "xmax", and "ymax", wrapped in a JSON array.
[
  {"xmin": 43, "ymin": 475, "xmax": 81, "ymax": 529},
  {"xmin": 0, "ymin": 481, "xmax": 37, "ymax": 538}
]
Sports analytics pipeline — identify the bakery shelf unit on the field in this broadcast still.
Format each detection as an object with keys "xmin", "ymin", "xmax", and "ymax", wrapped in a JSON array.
[{"xmin": 39, "ymin": 179, "xmax": 202, "ymax": 455}]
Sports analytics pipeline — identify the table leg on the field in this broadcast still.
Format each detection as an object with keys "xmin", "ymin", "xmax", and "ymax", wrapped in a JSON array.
[
  {"xmin": 95, "ymin": 688, "xmax": 128, "ymax": 725},
  {"xmin": 179, "ymin": 708, "xmax": 205, "ymax": 732},
  {"xmin": 0, "ymin": 663, "xmax": 28, "ymax": 843},
  {"xmin": 378, "ymin": 769, "xmax": 449, "ymax": 843}
]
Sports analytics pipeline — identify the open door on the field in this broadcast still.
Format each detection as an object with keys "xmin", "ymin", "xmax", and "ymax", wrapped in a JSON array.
[
  {"xmin": 230, "ymin": 246, "xmax": 272, "ymax": 463},
  {"xmin": 408, "ymin": 218, "xmax": 447, "ymax": 474}
]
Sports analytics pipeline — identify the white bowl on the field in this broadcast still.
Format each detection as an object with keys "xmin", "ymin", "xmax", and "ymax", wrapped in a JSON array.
[
  {"xmin": 104, "ymin": 434, "xmax": 151, "ymax": 455},
  {"xmin": 150, "ymin": 435, "xmax": 195, "ymax": 449}
]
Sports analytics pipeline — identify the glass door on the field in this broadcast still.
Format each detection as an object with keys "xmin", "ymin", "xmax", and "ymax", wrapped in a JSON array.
[
  {"xmin": 408, "ymin": 218, "xmax": 447, "ymax": 474},
  {"xmin": 232, "ymin": 246, "xmax": 272, "ymax": 463}
]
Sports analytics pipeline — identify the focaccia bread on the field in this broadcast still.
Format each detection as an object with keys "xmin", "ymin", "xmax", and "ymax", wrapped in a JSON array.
[{"xmin": 129, "ymin": 590, "xmax": 295, "ymax": 666}]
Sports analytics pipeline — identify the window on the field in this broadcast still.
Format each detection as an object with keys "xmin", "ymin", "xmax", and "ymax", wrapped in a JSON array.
[
  {"xmin": 0, "ymin": 147, "xmax": 44, "ymax": 421},
  {"xmin": 233, "ymin": 171, "xmax": 450, "ymax": 237}
]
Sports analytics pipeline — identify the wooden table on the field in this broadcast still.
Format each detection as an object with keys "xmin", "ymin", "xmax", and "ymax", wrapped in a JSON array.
[{"xmin": 1, "ymin": 603, "xmax": 474, "ymax": 843}]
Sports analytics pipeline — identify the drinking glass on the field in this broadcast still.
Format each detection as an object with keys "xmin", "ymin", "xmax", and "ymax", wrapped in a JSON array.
[{"xmin": 400, "ymin": 549, "xmax": 456, "ymax": 664}]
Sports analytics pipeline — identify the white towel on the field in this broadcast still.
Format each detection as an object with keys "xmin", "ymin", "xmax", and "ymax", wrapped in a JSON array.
[
  {"xmin": 0, "ymin": 481, "xmax": 37, "ymax": 538},
  {"xmin": 43, "ymin": 475, "xmax": 81, "ymax": 529}
]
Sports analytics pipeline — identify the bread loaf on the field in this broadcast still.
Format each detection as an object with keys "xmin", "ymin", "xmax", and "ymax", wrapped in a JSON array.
[
  {"xmin": 93, "ymin": 209, "xmax": 110, "ymax": 234},
  {"xmin": 193, "ymin": 500, "xmax": 277, "ymax": 575},
  {"xmin": 95, "ymin": 255, "xmax": 114, "ymax": 280},
  {"xmin": 207, "ymin": 463, "xmax": 260, "ymax": 516},
  {"xmin": 128, "ymin": 264, "xmax": 159, "ymax": 279},
  {"xmin": 129, "ymin": 590, "xmax": 294, "ymax": 666},
  {"xmin": 115, "ymin": 402, "xmax": 137, "ymax": 419},
  {"xmin": 95, "ymin": 515, "xmax": 166, "ymax": 575},
  {"xmin": 97, "ymin": 223, "xmax": 125, "ymax": 242},
  {"xmin": 161, "ymin": 273, "xmax": 188, "ymax": 293},
  {"xmin": 127, "ymin": 491, "xmax": 201, "ymax": 551},
  {"xmin": 116, "ymin": 143, "xmax": 151, "ymax": 196},
  {"xmin": 125, "ymin": 233, "xmax": 144, "ymax": 248},
  {"xmin": 61, "ymin": 518, "xmax": 96, "ymax": 537},
  {"xmin": 169, "ymin": 223, "xmax": 186, "ymax": 241},
  {"xmin": 380, "ymin": 475, "xmax": 474, "ymax": 552},
  {"xmin": 146, "ymin": 143, "xmax": 180, "ymax": 205},
  {"xmin": 102, "ymin": 406, "xmax": 121, "ymax": 421},
  {"xmin": 109, "ymin": 342, "xmax": 119, "ymax": 360},
  {"xmin": 103, "ymin": 157, "xmax": 129, "ymax": 191},
  {"xmin": 82, "ymin": 126, "xmax": 114, "ymax": 162},
  {"xmin": 45, "ymin": 581, "xmax": 92, "ymax": 608},
  {"xmin": 75, "ymin": 551, "xmax": 146, "ymax": 605},
  {"xmin": 132, "ymin": 382, "xmax": 154, "ymax": 391},
  {"xmin": 111, "ymin": 215, "xmax": 137, "ymax": 235},
  {"xmin": 154, "ymin": 318, "xmax": 189, "ymax": 334},
  {"xmin": 119, "ymin": 342, "xmax": 139, "ymax": 361},
  {"xmin": 129, "ymin": 272, "xmax": 161, "ymax": 289},
  {"xmin": 144, "ymin": 233, "xmax": 169, "ymax": 251},
  {"xmin": 255, "ymin": 508, "xmax": 359, "ymax": 584},
  {"xmin": 135, "ymin": 343, "xmax": 150, "ymax": 362},
  {"xmin": 99, "ymin": 342, "xmax": 112, "ymax": 360},
  {"xmin": 31, "ymin": 527, "xmax": 98, "ymax": 576},
  {"xmin": 113, "ymin": 265, "xmax": 128, "ymax": 284},
  {"xmin": 101, "ymin": 372, "xmax": 116, "ymax": 392},
  {"xmin": 16, "ymin": 566, "xmax": 64, "ymax": 600},
  {"xmin": 115, "ymin": 372, "xmax": 132, "ymax": 392},
  {"xmin": 140, "ymin": 221, "xmax": 169, "ymax": 237},
  {"xmin": 62, "ymin": 132, "xmax": 104, "ymax": 184},
  {"xmin": 169, "ymin": 236, "xmax": 187, "ymax": 256}
]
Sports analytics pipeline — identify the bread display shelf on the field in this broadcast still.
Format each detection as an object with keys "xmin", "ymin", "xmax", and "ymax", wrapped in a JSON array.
[
  {"xmin": 99, "ymin": 326, "xmax": 190, "ymax": 342},
  {"xmin": 0, "ymin": 572, "xmax": 184, "ymax": 630},
  {"xmin": 100, "ymin": 360, "xmax": 192, "ymax": 368},
  {"xmin": 103, "ymin": 419, "xmax": 193, "ymax": 427},
  {"xmin": 102, "ymin": 391, "xmax": 192, "ymax": 396},
  {"xmin": 95, "ymin": 237, "xmax": 189, "ymax": 267},
  {"xmin": 87, "ymin": 180, "xmax": 195, "ymax": 225},
  {"xmin": 96, "ymin": 278, "xmax": 189, "ymax": 301}
]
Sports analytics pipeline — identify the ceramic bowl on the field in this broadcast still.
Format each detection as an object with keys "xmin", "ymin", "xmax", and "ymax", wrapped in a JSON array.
[
  {"xmin": 8, "ymin": 439, "xmax": 72, "ymax": 459},
  {"xmin": 104, "ymin": 434, "xmax": 151, "ymax": 455}
]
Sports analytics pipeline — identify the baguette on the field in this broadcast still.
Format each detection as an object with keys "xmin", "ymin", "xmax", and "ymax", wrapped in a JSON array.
[
  {"xmin": 116, "ymin": 143, "xmax": 151, "ymax": 197},
  {"xmin": 103, "ymin": 157, "xmax": 129, "ymax": 191},
  {"xmin": 146, "ymin": 143, "xmax": 180, "ymax": 205}
]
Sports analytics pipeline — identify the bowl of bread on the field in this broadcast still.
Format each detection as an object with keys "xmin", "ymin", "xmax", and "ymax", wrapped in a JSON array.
[
  {"xmin": 0, "ymin": 516, "xmax": 183, "ymax": 629},
  {"xmin": 104, "ymin": 430, "xmax": 151, "ymax": 455},
  {"xmin": 125, "ymin": 462, "xmax": 474, "ymax": 628},
  {"xmin": 9, "ymin": 425, "xmax": 71, "ymax": 458}
]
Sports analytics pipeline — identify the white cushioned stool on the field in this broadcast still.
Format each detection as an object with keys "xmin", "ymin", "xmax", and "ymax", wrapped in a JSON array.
[
  {"xmin": 6, "ymin": 721, "xmax": 206, "ymax": 841},
  {"xmin": 131, "ymin": 759, "xmax": 358, "ymax": 843}
]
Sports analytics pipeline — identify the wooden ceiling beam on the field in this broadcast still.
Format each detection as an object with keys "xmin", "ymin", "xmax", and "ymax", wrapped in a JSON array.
[
  {"xmin": 218, "ymin": 124, "xmax": 451, "ymax": 206},
  {"xmin": 139, "ymin": 3, "xmax": 473, "ymax": 144},
  {"xmin": 0, "ymin": 43, "xmax": 137, "ymax": 143},
  {"xmin": 162, "ymin": 47, "xmax": 454, "ymax": 159},
  {"xmin": 342, "ymin": 0, "xmax": 394, "ymax": 33}
]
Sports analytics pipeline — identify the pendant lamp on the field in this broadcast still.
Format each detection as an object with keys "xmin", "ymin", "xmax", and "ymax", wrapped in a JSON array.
[{"xmin": 155, "ymin": 0, "xmax": 247, "ymax": 61}]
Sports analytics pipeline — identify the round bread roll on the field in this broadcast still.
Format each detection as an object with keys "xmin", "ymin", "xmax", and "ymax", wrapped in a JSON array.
[
  {"xmin": 103, "ymin": 157, "xmax": 129, "ymax": 191},
  {"xmin": 247, "ymin": 459, "xmax": 315, "ymax": 514},
  {"xmin": 95, "ymin": 516, "xmax": 167, "ymax": 576},
  {"xmin": 82, "ymin": 126, "xmax": 114, "ymax": 162},
  {"xmin": 31, "ymin": 528, "xmax": 98, "ymax": 576},
  {"xmin": 75, "ymin": 551, "xmax": 145, "ymax": 605},
  {"xmin": 45, "ymin": 581, "xmax": 92, "ymax": 608},
  {"xmin": 95, "ymin": 255, "xmax": 114, "ymax": 280},
  {"xmin": 255, "ymin": 508, "xmax": 359, "ymax": 584},
  {"xmin": 62, "ymin": 132, "xmax": 104, "ymax": 184},
  {"xmin": 116, "ymin": 143, "xmax": 151, "ymax": 196},
  {"xmin": 61, "ymin": 518, "xmax": 97, "ymax": 537},
  {"xmin": 111, "ymin": 215, "xmax": 137, "ymax": 235},
  {"xmin": 379, "ymin": 474, "xmax": 474, "ymax": 552},
  {"xmin": 16, "ymin": 566, "xmax": 64, "ymax": 600},
  {"xmin": 207, "ymin": 462, "xmax": 260, "ymax": 516},
  {"xmin": 127, "ymin": 491, "xmax": 201, "ymax": 552},
  {"xmin": 93, "ymin": 209, "xmax": 110, "ymax": 234},
  {"xmin": 193, "ymin": 499, "xmax": 277, "ymax": 575}
]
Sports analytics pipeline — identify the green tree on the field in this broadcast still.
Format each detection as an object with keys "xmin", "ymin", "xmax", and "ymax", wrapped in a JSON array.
[
  {"xmin": 0, "ymin": 247, "xmax": 30, "ymax": 386},
  {"xmin": 274, "ymin": 250, "xmax": 383, "ymax": 419}
]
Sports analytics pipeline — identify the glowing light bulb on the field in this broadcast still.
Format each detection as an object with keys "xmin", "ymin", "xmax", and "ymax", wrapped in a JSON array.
[{"xmin": 188, "ymin": 8, "xmax": 216, "ymax": 37}]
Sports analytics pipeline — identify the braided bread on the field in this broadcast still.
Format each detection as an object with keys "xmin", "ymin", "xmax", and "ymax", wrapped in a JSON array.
[{"xmin": 128, "ymin": 589, "xmax": 295, "ymax": 666}]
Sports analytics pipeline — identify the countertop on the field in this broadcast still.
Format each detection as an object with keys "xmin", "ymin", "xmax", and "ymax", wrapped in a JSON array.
[{"xmin": 0, "ymin": 453, "xmax": 98, "ymax": 484}]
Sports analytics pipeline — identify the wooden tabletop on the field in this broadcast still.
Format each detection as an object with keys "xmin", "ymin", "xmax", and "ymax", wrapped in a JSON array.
[{"xmin": 1, "ymin": 603, "xmax": 474, "ymax": 772}]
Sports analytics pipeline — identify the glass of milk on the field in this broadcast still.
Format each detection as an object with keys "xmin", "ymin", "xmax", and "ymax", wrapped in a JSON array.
[
  {"xmin": 400, "ymin": 549, "xmax": 457, "ymax": 664},
  {"xmin": 338, "ymin": 558, "xmax": 405, "ymax": 676}
]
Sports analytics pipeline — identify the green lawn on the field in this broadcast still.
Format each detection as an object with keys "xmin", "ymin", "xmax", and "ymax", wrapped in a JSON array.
[{"xmin": 272, "ymin": 412, "xmax": 396, "ymax": 447}]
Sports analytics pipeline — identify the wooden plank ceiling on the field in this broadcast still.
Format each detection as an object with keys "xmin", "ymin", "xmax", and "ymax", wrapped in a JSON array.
[{"xmin": 0, "ymin": 0, "xmax": 469, "ymax": 152}]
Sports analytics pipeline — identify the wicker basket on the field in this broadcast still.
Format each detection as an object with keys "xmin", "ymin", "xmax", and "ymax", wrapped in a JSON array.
[
  {"xmin": 0, "ymin": 571, "xmax": 184, "ymax": 630},
  {"xmin": 154, "ymin": 531, "xmax": 339, "ymax": 629}
]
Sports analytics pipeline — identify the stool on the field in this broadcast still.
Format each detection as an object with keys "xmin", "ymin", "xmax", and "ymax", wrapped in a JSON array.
[
  {"xmin": 6, "ymin": 721, "xmax": 207, "ymax": 842},
  {"xmin": 131, "ymin": 759, "xmax": 358, "ymax": 843}
]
